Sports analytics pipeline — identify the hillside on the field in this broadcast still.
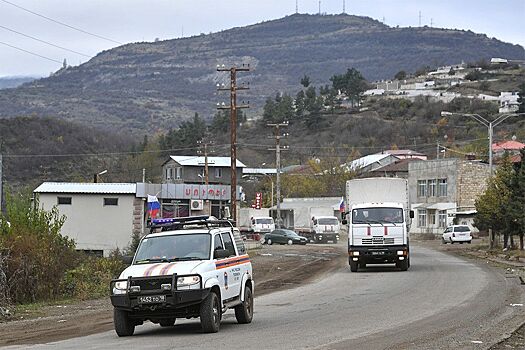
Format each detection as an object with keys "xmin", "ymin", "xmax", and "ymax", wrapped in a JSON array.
[
  {"xmin": 0, "ymin": 76, "xmax": 38, "ymax": 89},
  {"xmin": 0, "ymin": 14, "xmax": 522, "ymax": 132},
  {"xmin": 0, "ymin": 117, "xmax": 134, "ymax": 188}
]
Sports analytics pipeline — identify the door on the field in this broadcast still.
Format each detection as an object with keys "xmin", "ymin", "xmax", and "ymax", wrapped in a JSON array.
[{"xmin": 221, "ymin": 232, "xmax": 240, "ymax": 299}]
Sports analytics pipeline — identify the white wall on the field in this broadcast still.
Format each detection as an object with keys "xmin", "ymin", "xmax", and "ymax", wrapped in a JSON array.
[{"xmin": 38, "ymin": 193, "xmax": 135, "ymax": 256}]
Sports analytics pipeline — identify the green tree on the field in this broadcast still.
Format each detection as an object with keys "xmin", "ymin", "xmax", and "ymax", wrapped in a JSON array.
[
  {"xmin": 517, "ymin": 82, "xmax": 525, "ymax": 113},
  {"xmin": 507, "ymin": 149, "xmax": 525, "ymax": 250},
  {"xmin": 300, "ymin": 75, "xmax": 311, "ymax": 88},
  {"xmin": 330, "ymin": 68, "xmax": 369, "ymax": 107},
  {"xmin": 394, "ymin": 70, "xmax": 407, "ymax": 80},
  {"xmin": 295, "ymin": 90, "xmax": 306, "ymax": 119},
  {"xmin": 474, "ymin": 157, "xmax": 514, "ymax": 248}
]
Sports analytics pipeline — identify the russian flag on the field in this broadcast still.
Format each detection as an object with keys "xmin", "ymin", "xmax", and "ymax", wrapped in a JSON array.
[
  {"xmin": 339, "ymin": 197, "xmax": 345, "ymax": 212},
  {"xmin": 148, "ymin": 195, "xmax": 160, "ymax": 218}
]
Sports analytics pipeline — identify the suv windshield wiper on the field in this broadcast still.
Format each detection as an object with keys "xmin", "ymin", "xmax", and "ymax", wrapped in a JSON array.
[
  {"xmin": 135, "ymin": 257, "xmax": 171, "ymax": 264},
  {"xmin": 172, "ymin": 256, "xmax": 204, "ymax": 261}
]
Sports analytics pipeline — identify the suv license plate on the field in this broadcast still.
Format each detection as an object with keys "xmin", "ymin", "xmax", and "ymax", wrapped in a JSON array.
[
  {"xmin": 371, "ymin": 251, "xmax": 385, "ymax": 255},
  {"xmin": 138, "ymin": 295, "xmax": 166, "ymax": 304}
]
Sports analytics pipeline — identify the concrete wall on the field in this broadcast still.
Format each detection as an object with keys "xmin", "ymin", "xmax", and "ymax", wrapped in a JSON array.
[
  {"xmin": 38, "ymin": 193, "xmax": 135, "ymax": 256},
  {"xmin": 408, "ymin": 159, "xmax": 458, "ymax": 207}
]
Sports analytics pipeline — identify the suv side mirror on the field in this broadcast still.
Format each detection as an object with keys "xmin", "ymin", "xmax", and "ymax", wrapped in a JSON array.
[{"xmin": 214, "ymin": 249, "xmax": 230, "ymax": 259}]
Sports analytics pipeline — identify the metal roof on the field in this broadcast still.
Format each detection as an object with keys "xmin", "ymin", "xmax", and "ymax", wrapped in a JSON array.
[
  {"xmin": 168, "ymin": 156, "xmax": 246, "ymax": 168},
  {"xmin": 243, "ymin": 168, "xmax": 277, "ymax": 175},
  {"xmin": 343, "ymin": 154, "xmax": 395, "ymax": 171},
  {"xmin": 34, "ymin": 182, "xmax": 136, "ymax": 194}
]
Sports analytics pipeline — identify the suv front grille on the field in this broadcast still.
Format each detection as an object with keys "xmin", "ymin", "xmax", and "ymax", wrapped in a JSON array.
[{"xmin": 131, "ymin": 276, "xmax": 172, "ymax": 291}]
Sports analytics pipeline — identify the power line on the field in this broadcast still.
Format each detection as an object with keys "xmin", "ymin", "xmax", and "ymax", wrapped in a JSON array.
[
  {"xmin": 0, "ymin": 24, "xmax": 91, "ymax": 58},
  {"xmin": 0, "ymin": 0, "xmax": 122, "ymax": 45},
  {"xmin": 0, "ymin": 40, "xmax": 62, "ymax": 64}
]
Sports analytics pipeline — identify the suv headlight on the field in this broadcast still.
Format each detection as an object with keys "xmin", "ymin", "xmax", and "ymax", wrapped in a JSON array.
[
  {"xmin": 113, "ymin": 280, "xmax": 128, "ymax": 295},
  {"xmin": 177, "ymin": 276, "xmax": 200, "ymax": 287}
]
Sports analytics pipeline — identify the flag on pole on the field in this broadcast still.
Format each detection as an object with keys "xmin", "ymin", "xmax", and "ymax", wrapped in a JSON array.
[
  {"xmin": 148, "ymin": 195, "xmax": 160, "ymax": 218},
  {"xmin": 339, "ymin": 197, "xmax": 345, "ymax": 212}
]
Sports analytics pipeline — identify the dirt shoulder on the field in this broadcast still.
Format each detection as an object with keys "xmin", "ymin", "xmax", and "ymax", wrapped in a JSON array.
[
  {"xmin": 0, "ymin": 242, "xmax": 345, "ymax": 346},
  {"xmin": 415, "ymin": 238, "xmax": 525, "ymax": 350}
]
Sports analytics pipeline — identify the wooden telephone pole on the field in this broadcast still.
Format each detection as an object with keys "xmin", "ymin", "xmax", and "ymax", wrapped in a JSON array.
[
  {"xmin": 217, "ymin": 64, "xmax": 250, "ymax": 224},
  {"xmin": 268, "ymin": 121, "xmax": 289, "ymax": 228}
]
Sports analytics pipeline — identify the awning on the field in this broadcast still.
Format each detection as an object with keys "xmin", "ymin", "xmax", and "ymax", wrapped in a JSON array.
[{"xmin": 412, "ymin": 202, "xmax": 456, "ymax": 210}]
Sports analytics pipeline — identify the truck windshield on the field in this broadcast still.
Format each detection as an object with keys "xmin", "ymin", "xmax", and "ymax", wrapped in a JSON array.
[
  {"xmin": 318, "ymin": 218, "xmax": 339, "ymax": 225},
  {"xmin": 352, "ymin": 208, "xmax": 404, "ymax": 224},
  {"xmin": 255, "ymin": 218, "xmax": 273, "ymax": 225},
  {"xmin": 134, "ymin": 233, "xmax": 211, "ymax": 263}
]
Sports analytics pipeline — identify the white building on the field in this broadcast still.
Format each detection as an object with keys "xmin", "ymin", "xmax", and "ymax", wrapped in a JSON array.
[
  {"xmin": 499, "ymin": 92, "xmax": 520, "ymax": 113},
  {"xmin": 34, "ymin": 183, "xmax": 141, "ymax": 257}
]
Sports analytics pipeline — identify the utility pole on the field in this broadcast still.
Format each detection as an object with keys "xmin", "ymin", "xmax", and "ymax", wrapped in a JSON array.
[
  {"xmin": 430, "ymin": 18, "xmax": 433, "ymax": 28},
  {"xmin": 296, "ymin": 0, "xmax": 298, "ymax": 14},
  {"xmin": 268, "ymin": 121, "xmax": 289, "ymax": 228},
  {"xmin": 318, "ymin": 1, "xmax": 321, "ymax": 15},
  {"xmin": 217, "ymin": 64, "xmax": 250, "ymax": 224},
  {"xmin": 197, "ymin": 138, "xmax": 214, "ymax": 215},
  {"xmin": 0, "ymin": 154, "xmax": 3, "ymax": 212},
  {"xmin": 436, "ymin": 141, "xmax": 440, "ymax": 159},
  {"xmin": 343, "ymin": 0, "xmax": 345, "ymax": 14},
  {"xmin": 142, "ymin": 168, "xmax": 146, "ymax": 183},
  {"xmin": 419, "ymin": 11, "xmax": 422, "ymax": 27}
]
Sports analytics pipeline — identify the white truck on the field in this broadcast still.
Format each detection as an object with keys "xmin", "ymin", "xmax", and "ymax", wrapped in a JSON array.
[
  {"xmin": 238, "ymin": 208, "xmax": 275, "ymax": 240},
  {"xmin": 343, "ymin": 178, "xmax": 413, "ymax": 272},
  {"xmin": 294, "ymin": 207, "xmax": 340, "ymax": 243}
]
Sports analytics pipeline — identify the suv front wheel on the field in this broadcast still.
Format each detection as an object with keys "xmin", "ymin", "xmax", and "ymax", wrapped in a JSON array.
[
  {"xmin": 235, "ymin": 285, "xmax": 253, "ymax": 324},
  {"xmin": 200, "ymin": 291, "xmax": 221, "ymax": 333},
  {"xmin": 113, "ymin": 308, "xmax": 135, "ymax": 337}
]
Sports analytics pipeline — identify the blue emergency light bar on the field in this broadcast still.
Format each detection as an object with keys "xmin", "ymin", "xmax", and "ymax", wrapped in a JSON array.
[
  {"xmin": 151, "ymin": 216, "xmax": 211, "ymax": 226},
  {"xmin": 149, "ymin": 215, "xmax": 234, "ymax": 231}
]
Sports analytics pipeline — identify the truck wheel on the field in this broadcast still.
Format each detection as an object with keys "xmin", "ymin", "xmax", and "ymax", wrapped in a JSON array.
[
  {"xmin": 287, "ymin": 239, "xmax": 293, "ymax": 245},
  {"xmin": 113, "ymin": 308, "xmax": 135, "ymax": 337},
  {"xmin": 349, "ymin": 261, "xmax": 358, "ymax": 272},
  {"xmin": 200, "ymin": 291, "xmax": 221, "ymax": 333},
  {"xmin": 397, "ymin": 259, "xmax": 409, "ymax": 271},
  {"xmin": 159, "ymin": 318, "xmax": 176, "ymax": 327},
  {"xmin": 235, "ymin": 285, "xmax": 253, "ymax": 324},
  {"xmin": 267, "ymin": 238, "xmax": 272, "ymax": 245}
]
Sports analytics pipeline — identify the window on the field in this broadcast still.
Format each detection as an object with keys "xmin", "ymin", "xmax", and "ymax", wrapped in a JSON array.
[
  {"xmin": 417, "ymin": 180, "xmax": 428, "ymax": 197},
  {"xmin": 428, "ymin": 209, "xmax": 436, "ymax": 225},
  {"xmin": 232, "ymin": 229, "xmax": 246, "ymax": 254},
  {"xmin": 221, "ymin": 232, "xmax": 236, "ymax": 257},
  {"xmin": 418, "ymin": 209, "xmax": 427, "ymax": 227},
  {"xmin": 438, "ymin": 179, "xmax": 448, "ymax": 197},
  {"xmin": 165, "ymin": 168, "xmax": 173, "ymax": 180},
  {"xmin": 438, "ymin": 210, "xmax": 447, "ymax": 228},
  {"xmin": 428, "ymin": 179, "xmax": 437, "ymax": 197},
  {"xmin": 104, "ymin": 198, "xmax": 118, "ymax": 206},
  {"xmin": 215, "ymin": 168, "xmax": 222, "ymax": 178},
  {"xmin": 57, "ymin": 197, "xmax": 72, "ymax": 205},
  {"xmin": 175, "ymin": 167, "xmax": 182, "ymax": 179},
  {"xmin": 213, "ymin": 234, "xmax": 224, "ymax": 251}
]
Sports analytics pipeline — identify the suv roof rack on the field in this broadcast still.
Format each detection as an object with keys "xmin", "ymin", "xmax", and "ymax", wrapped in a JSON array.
[{"xmin": 148, "ymin": 215, "xmax": 234, "ymax": 233}]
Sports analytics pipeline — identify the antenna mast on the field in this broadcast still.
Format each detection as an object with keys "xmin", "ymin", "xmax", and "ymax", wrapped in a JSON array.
[
  {"xmin": 343, "ymin": 0, "xmax": 345, "ymax": 14},
  {"xmin": 296, "ymin": 0, "xmax": 298, "ymax": 14}
]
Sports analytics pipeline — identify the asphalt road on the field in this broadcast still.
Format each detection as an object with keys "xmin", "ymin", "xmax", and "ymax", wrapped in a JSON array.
[{"xmin": 4, "ymin": 244, "xmax": 524, "ymax": 350}]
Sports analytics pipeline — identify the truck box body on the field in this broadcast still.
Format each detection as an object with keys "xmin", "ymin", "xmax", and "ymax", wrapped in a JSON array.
[{"xmin": 345, "ymin": 178, "xmax": 410, "ymax": 271}]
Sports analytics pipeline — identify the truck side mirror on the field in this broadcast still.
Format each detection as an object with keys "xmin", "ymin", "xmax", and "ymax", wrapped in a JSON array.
[
  {"xmin": 409, "ymin": 210, "xmax": 414, "ymax": 219},
  {"xmin": 341, "ymin": 219, "xmax": 348, "ymax": 225}
]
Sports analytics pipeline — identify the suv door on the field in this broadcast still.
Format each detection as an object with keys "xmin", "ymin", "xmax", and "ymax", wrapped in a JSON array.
[{"xmin": 220, "ymin": 231, "xmax": 240, "ymax": 299}]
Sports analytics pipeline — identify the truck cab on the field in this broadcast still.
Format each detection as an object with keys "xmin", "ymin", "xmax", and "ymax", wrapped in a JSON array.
[
  {"xmin": 311, "ymin": 216, "xmax": 340, "ymax": 243},
  {"xmin": 347, "ymin": 202, "xmax": 410, "ymax": 272},
  {"xmin": 250, "ymin": 216, "xmax": 275, "ymax": 234}
]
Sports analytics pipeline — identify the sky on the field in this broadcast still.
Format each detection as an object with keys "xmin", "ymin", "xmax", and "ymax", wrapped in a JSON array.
[{"xmin": 0, "ymin": 0, "xmax": 524, "ymax": 77}]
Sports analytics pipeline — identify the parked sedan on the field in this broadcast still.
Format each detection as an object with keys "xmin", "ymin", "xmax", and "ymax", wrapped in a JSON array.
[
  {"xmin": 442, "ymin": 225, "xmax": 472, "ymax": 244},
  {"xmin": 264, "ymin": 229, "xmax": 308, "ymax": 245}
]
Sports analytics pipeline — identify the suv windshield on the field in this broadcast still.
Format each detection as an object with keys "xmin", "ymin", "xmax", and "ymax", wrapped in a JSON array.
[
  {"xmin": 134, "ymin": 233, "xmax": 211, "ymax": 263},
  {"xmin": 352, "ymin": 208, "xmax": 404, "ymax": 224},
  {"xmin": 318, "ymin": 218, "xmax": 339, "ymax": 225},
  {"xmin": 255, "ymin": 218, "xmax": 273, "ymax": 225}
]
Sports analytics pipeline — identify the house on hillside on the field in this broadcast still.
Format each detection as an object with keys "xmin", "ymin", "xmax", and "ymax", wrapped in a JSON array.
[
  {"xmin": 492, "ymin": 140, "xmax": 525, "ymax": 157},
  {"xmin": 499, "ymin": 92, "xmax": 520, "ymax": 113},
  {"xmin": 368, "ymin": 158, "xmax": 422, "ymax": 179},
  {"xmin": 408, "ymin": 159, "xmax": 490, "ymax": 235},
  {"xmin": 162, "ymin": 155, "xmax": 246, "ymax": 185}
]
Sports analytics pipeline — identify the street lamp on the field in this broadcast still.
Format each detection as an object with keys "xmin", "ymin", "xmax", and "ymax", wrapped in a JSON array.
[{"xmin": 440, "ymin": 111, "xmax": 524, "ymax": 176}]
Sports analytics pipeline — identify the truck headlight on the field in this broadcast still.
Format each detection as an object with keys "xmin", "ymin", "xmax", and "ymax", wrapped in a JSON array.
[
  {"xmin": 113, "ymin": 281, "xmax": 128, "ymax": 295},
  {"xmin": 177, "ymin": 276, "xmax": 200, "ymax": 287},
  {"xmin": 397, "ymin": 250, "xmax": 406, "ymax": 256},
  {"xmin": 352, "ymin": 251, "xmax": 359, "ymax": 256}
]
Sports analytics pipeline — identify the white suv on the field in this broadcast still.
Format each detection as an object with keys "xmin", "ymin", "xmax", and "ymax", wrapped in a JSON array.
[
  {"xmin": 110, "ymin": 216, "xmax": 254, "ymax": 336},
  {"xmin": 442, "ymin": 225, "xmax": 472, "ymax": 244}
]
